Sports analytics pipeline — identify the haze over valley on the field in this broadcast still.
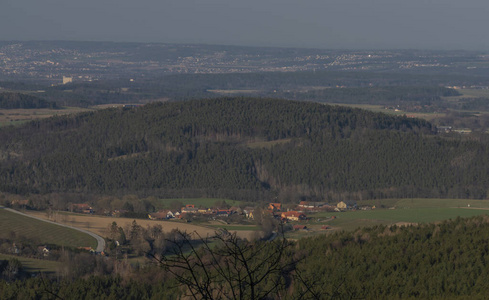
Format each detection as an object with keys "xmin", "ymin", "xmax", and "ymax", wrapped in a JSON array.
[{"xmin": 2, "ymin": 0, "xmax": 489, "ymax": 298}]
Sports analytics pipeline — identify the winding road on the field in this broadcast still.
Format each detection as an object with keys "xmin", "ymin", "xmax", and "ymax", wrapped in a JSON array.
[{"xmin": 1, "ymin": 207, "xmax": 106, "ymax": 252}]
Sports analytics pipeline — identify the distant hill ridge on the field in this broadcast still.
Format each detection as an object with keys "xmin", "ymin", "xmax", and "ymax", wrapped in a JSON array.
[{"xmin": 0, "ymin": 97, "xmax": 487, "ymax": 201}]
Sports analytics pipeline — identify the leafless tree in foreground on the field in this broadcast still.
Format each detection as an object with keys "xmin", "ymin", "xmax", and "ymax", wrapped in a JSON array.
[{"xmin": 152, "ymin": 230, "xmax": 299, "ymax": 300}]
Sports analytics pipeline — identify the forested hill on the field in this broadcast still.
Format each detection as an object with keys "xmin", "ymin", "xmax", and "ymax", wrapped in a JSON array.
[
  {"xmin": 0, "ymin": 92, "xmax": 57, "ymax": 109},
  {"xmin": 0, "ymin": 97, "xmax": 488, "ymax": 201}
]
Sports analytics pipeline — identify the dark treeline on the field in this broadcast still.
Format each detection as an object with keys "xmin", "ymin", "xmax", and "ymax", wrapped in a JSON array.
[
  {"xmin": 3, "ymin": 216, "xmax": 489, "ymax": 299},
  {"xmin": 0, "ymin": 92, "xmax": 57, "ymax": 109},
  {"xmin": 279, "ymin": 85, "xmax": 460, "ymax": 105},
  {"xmin": 0, "ymin": 97, "xmax": 488, "ymax": 201}
]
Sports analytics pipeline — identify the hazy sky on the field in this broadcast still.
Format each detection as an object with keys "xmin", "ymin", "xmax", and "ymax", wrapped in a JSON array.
[{"xmin": 2, "ymin": 0, "xmax": 488, "ymax": 50}]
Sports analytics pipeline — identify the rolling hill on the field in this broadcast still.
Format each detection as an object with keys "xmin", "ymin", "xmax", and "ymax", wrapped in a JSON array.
[{"xmin": 0, "ymin": 97, "xmax": 487, "ymax": 201}]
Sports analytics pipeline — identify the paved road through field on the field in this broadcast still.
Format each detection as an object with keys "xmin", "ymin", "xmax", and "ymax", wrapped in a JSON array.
[{"xmin": 1, "ymin": 207, "xmax": 106, "ymax": 252}]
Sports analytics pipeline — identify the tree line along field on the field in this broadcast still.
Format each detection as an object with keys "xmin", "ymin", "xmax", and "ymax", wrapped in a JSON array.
[{"xmin": 0, "ymin": 209, "xmax": 97, "ymax": 249}]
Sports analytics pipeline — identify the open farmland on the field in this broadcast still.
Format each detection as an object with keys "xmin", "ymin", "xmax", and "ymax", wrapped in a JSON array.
[
  {"xmin": 286, "ymin": 198, "xmax": 489, "ymax": 237},
  {"xmin": 0, "ymin": 209, "xmax": 97, "ymax": 248},
  {"xmin": 22, "ymin": 210, "xmax": 256, "ymax": 241}
]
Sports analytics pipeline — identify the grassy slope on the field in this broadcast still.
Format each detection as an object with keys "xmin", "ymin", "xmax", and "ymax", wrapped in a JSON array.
[
  {"xmin": 0, "ymin": 209, "xmax": 97, "ymax": 248},
  {"xmin": 0, "ymin": 253, "xmax": 60, "ymax": 274}
]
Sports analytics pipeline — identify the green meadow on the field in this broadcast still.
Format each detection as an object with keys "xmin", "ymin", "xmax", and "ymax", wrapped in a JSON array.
[
  {"xmin": 359, "ymin": 198, "xmax": 489, "ymax": 209},
  {"xmin": 155, "ymin": 198, "xmax": 244, "ymax": 209},
  {"xmin": 307, "ymin": 198, "xmax": 489, "ymax": 232},
  {"xmin": 0, "ymin": 209, "xmax": 97, "ymax": 249}
]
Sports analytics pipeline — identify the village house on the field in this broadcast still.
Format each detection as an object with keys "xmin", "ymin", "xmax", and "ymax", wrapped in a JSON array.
[
  {"xmin": 229, "ymin": 206, "xmax": 242, "ymax": 214},
  {"xmin": 337, "ymin": 201, "xmax": 357, "ymax": 210},
  {"xmin": 77, "ymin": 246, "xmax": 95, "ymax": 253},
  {"xmin": 71, "ymin": 203, "xmax": 93, "ymax": 214},
  {"xmin": 181, "ymin": 205, "xmax": 199, "ymax": 214},
  {"xmin": 281, "ymin": 211, "xmax": 307, "ymax": 221},
  {"xmin": 268, "ymin": 203, "xmax": 282, "ymax": 212},
  {"xmin": 243, "ymin": 207, "xmax": 255, "ymax": 219},
  {"xmin": 148, "ymin": 210, "xmax": 175, "ymax": 220},
  {"xmin": 216, "ymin": 209, "xmax": 231, "ymax": 217},
  {"xmin": 37, "ymin": 245, "xmax": 50, "ymax": 257},
  {"xmin": 198, "ymin": 208, "xmax": 212, "ymax": 214},
  {"xmin": 293, "ymin": 225, "xmax": 308, "ymax": 231},
  {"xmin": 298, "ymin": 201, "xmax": 315, "ymax": 209}
]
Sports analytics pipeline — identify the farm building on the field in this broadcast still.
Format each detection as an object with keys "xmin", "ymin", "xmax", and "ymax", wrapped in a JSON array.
[
  {"xmin": 148, "ymin": 210, "xmax": 175, "ymax": 220},
  {"xmin": 71, "ymin": 203, "xmax": 93, "ymax": 214},
  {"xmin": 293, "ymin": 225, "xmax": 308, "ymax": 231},
  {"xmin": 337, "ymin": 201, "xmax": 357, "ymax": 210},
  {"xmin": 269, "ymin": 203, "xmax": 282, "ymax": 211},
  {"xmin": 243, "ymin": 207, "xmax": 255, "ymax": 219},
  {"xmin": 281, "ymin": 211, "xmax": 307, "ymax": 221}
]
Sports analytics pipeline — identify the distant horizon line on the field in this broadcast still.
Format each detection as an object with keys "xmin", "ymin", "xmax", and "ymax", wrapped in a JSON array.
[{"xmin": 0, "ymin": 39, "xmax": 485, "ymax": 53}]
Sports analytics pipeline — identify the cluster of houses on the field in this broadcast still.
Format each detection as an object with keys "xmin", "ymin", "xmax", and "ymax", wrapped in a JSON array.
[
  {"xmin": 266, "ymin": 202, "xmax": 307, "ymax": 222},
  {"xmin": 296, "ymin": 200, "xmax": 361, "ymax": 212},
  {"xmin": 147, "ymin": 204, "xmax": 252, "ymax": 221},
  {"xmin": 147, "ymin": 202, "xmax": 316, "ymax": 223},
  {"xmin": 55, "ymin": 199, "xmax": 368, "ymax": 223},
  {"xmin": 71, "ymin": 203, "xmax": 94, "ymax": 214}
]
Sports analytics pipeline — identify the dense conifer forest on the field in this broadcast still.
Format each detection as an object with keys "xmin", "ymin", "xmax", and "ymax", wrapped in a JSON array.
[{"xmin": 1, "ymin": 97, "xmax": 488, "ymax": 201}]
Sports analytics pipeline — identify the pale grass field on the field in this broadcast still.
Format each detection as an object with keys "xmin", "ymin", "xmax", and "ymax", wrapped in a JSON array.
[{"xmin": 23, "ymin": 211, "xmax": 255, "ymax": 240}]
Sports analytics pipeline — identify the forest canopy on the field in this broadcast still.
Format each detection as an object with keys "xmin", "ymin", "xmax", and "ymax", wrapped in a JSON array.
[
  {"xmin": 0, "ymin": 92, "xmax": 57, "ymax": 109},
  {"xmin": 0, "ymin": 97, "xmax": 487, "ymax": 201}
]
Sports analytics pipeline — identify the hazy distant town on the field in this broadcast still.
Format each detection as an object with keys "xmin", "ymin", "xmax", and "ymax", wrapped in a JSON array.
[{"xmin": 1, "ymin": 41, "xmax": 488, "ymax": 83}]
